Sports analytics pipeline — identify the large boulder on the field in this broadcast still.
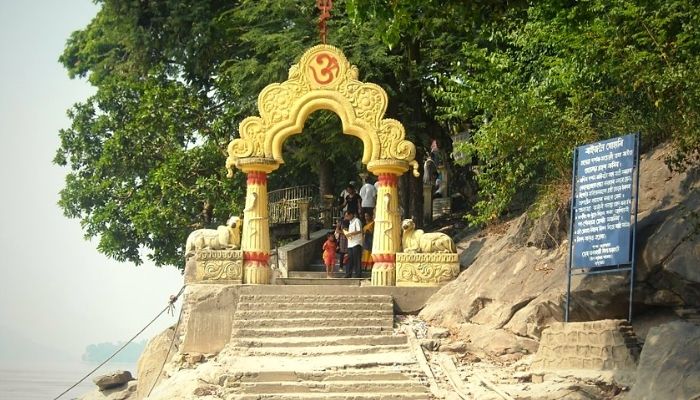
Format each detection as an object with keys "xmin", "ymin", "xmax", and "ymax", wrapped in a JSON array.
[
  {"xmin": 420, "ymin": 221, "xmax": 570, "ymax": 353},
  {"xmin": 80, "ymin": 380, "xmax": 137, "ymax": 400},
  {"xmin": 93, "ymin": 370, "xmax": 133, "ymax": 391},
  {"xmin": 626, "ymin": 321, "xmax": 700, "ymax": 399},
  {"xmin": 420, "ymin": 143, "xmax": 700, "ymax": 353},
  {"xmin": 135, "ymin": 326, "xmax": 178, "ymax": 400}
]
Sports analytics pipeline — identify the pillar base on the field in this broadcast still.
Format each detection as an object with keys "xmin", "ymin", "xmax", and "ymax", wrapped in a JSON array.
[
  {"xmin": 243, "ymin": 261, "xmax": 271, "ymax": 284},
  {"xmin": 371, "ymin": 262, "xmax": 396, "ymax": 286},
  {"xmin": 396, "ymin": 252, "xmax": 459, "ymax": 287},
  {"xmin": 191, "ymin": 249, "xmax": 244, "ymax": 284}
]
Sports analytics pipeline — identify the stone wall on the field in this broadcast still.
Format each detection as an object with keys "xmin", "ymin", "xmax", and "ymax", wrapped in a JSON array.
[
  {"xmin": 180, "ymin": 284, "xmax": 240, "ymax": 354},
  {"xmin": 276, "ymin": 229, "xmax": 327, "ymax": 277}
]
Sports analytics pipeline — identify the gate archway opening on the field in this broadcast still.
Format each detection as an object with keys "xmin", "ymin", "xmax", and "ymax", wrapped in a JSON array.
[{"xmin": 226, "ymin": 45, "xmax": 418, "ymax": 286}]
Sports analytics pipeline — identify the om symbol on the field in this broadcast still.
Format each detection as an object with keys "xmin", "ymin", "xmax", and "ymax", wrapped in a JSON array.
[{"xmin": 309, "ymin": 53, "xmax": 339, "ymax": 85}]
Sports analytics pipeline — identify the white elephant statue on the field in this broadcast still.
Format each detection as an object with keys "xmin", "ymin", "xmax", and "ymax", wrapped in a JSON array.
[
  {"xmin": 185, "ymin": 216, "xmax": 241, "ymax": 258},
  {"xmin": 401, "ymin": 218, "xmax": 456, "ymax": 253}
]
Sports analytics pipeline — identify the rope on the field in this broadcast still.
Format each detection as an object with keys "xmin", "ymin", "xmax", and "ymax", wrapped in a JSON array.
[
  {"xmin": 52, "ymin": 285, "xmax": 186, "ymax": 400},
  {"xmin": 146, "ymin": 294, "xmax": 186, "ymax": 398}
]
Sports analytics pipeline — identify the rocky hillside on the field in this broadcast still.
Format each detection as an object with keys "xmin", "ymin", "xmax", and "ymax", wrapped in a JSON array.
[{"xmin": 420, "ymin": 143, "xmax": 700, "ymax": 354}]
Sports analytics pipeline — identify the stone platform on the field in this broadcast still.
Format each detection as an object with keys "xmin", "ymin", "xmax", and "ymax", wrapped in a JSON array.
[
  {"xmin": 185, "ymin": 249, "xmax": 244, "ymax": 284},
  {"xmin": 531, "ymin": 319, "xmax": 641, "ymax": 372},
  {"xmin": 396, "ymin": 252, "xmax": 459, "ymax": 287},
  {"xmin": 179, "ymin": 284, "xmax": 439, "ymax": 356}
]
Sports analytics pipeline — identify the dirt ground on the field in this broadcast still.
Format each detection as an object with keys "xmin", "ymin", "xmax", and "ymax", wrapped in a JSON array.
[{"xmin": 397, "ymin": 315, "xmax": 631, "ymax": 400}]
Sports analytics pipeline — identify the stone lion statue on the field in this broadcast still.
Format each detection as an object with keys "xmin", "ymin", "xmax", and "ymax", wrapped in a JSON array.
[
  {"xmin": 185, "ymin": 216, "xmax": 241, "ymax": 259},
  {"xmin": 401, "ymin": 219, "xmax": 456, "ymax": 253}
]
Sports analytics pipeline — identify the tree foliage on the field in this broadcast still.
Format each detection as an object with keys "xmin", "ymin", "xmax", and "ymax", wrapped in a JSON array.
[
  {"xmin": 56, "ymin": 0, "xmax": 446, "ymax": 268},
  {"xmin": 58, "ymin": 0, "xmax": 700, "ymax": 268},
  {"xmin": 350, "ymin": 0, "xmax": 700, "ymax": 224}
]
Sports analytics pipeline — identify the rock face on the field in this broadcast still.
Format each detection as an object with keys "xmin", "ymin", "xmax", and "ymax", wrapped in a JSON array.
[
  {"xmin": 627, "ymin": 321, "xmax": 700, "ymax": 400},
  {"xmin": 420, "ymin": 143, "xmax": 700, "ymax": 353}
]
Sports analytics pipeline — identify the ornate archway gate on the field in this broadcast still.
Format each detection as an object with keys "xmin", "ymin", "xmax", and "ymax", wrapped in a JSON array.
[{"xmin": 225, "ymin": 45, "xmax": 419, "ymax": 286}]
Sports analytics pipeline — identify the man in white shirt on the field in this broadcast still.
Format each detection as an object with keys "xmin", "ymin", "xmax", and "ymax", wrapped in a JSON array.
[
  {"xmin": 359, "ymin": 178, "xmax": 377, "ymax": 217},
  {"xmin": 342, "ymin": 210, "xmax": 363, "ymax": 278}
]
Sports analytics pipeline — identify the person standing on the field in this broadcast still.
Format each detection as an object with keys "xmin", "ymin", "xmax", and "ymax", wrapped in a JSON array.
[
  {"xmin": 322, "ymin": 232, "xmax": 337, "ymax": 278},
  {"xmin": 359, "ymin": 177, "xmax": 377, "ymax": 217},
  {"xmin": 342, "ymin": 210, "xmax": 363, "ymax": 278},
  {"xmin": 335, "ymin": 218, "xmax": 349, "ymax": 273},
  {"xmin": 338, "ymin": 181, "xmax": 357, "ymax": 217},
  {"xmin": 343, "ymin": 184, "xmax": 362, "ymax": 219}
]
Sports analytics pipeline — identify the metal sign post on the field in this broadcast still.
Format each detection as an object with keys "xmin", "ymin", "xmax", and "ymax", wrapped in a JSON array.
[{"xmin": 565, "ymin": 133, "xmax": 640, "ymax": 323}]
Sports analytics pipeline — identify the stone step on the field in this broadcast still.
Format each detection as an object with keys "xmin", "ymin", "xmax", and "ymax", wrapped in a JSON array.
[
  {"xmin": 220, "ymin": 369, "xmax": 420, "ymax": 383},
  {"xmin": 217, "ymin": 352, "xmax": 421, "ymax": 372},
  {"xmin": 231, "ymin": 344, "xmax": 410, "ymax": 357},
  {"xmin": 232, "ymin": 335, "xmax": 407, "ymax": 348},
  {"xmin": 237, "ymin": 294, "xmax": 393, "ymax": 304},
  {"xmin": 277, "ymin": 278, "xmax": 366, "ymax": 286},
  {"xmin": 235, "ymin": 317, "xmax": 393, "ymax": 329},
  {"xmin": 229, "ymin": 393, "xmax": 430, "ymax": 400},
  {"xmin": 236, "ymin": 302, "xmax": 393, "ymax": 311},
  {"xmin": 288, "ymin": 271, "xmax": 348, "ymax": 278},
  {"xmin": 227, "ymin": 380, "xmax": 430, "ymax": 394},
  {"xmin": 234, "ymin": 309, "xmax": 393, "ymax": 320},
  {"xmin": 675, "ymin": 308, "xmax": 700, "ymax": 319},
  {"xmin": 231, "ymin": 326, "xmax": 393, "ymax": 338}
]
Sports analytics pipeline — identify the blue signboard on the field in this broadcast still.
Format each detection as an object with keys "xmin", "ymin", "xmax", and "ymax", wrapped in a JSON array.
[
  {"xmin": 566, "ymin": 133, "xmax": 640, "ymax": 323},
  {"xmin": 571, "ymin": 134, "xmax": 637, "ymax": 269}
]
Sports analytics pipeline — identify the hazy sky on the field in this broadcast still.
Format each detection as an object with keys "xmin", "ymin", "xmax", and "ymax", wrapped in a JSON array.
[{"xmin": 0, "ymin": 1, "xmax": 183, "ymax": 361}]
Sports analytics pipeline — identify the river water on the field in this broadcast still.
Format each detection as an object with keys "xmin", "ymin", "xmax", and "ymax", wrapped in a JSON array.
[{"xmin": 0, "ymin": 360, "xmax": 137, "ymax": 400}]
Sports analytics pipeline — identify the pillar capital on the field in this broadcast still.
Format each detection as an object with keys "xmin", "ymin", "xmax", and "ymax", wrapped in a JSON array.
[
  {"xmin": 237, "ymin": 157, "xmax": 280, "ymax": 174},
  {"xmin": 367, "ymin": 159, "xmax": 409, "ymax": 176}
]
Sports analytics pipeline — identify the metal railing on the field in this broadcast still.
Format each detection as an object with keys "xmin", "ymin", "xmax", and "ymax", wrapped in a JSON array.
[
  {"xmin": 268, "ymin": 185, "xmax": 340, "ymax": 227},
  {"xmin": 269, "ymin": 185, "xmax": 317, "ymax": 225}
]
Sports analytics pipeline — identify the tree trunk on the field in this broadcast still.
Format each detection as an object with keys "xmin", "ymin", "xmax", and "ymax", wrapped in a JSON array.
[
  {"xmin": 399, "ymin": 174, "xmax": 410, "ymax": 221},
  {"xmin": 318, "ymin": 159, "xmax": 333, "ymax": 197}
]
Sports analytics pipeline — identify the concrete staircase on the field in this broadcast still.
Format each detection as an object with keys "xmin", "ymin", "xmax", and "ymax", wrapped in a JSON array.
[{"xmin": 221, "ymin": 292, "xmax": 431, "ymax": 399}]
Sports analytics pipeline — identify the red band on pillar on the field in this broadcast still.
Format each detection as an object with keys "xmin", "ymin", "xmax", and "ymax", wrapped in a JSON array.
[
  {"xmin": 372, "ymin": 253, "xmax": 396, "ymax": 263},
  {"xmin": 247, "ymin": 171, "xmax": 268, "ymax": 185},
  {"xmin": 377, "ymin": 174, "xmax": 398, "ymax": 187},
  {"xmin": 244, "ymin": 251, "xmax": 270, "ymax": 263}
]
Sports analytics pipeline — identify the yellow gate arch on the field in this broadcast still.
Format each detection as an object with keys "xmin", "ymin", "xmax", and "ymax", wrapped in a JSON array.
[{"xmin": 226, "ymin": 44, "xmax": 419, "ymax": 286}]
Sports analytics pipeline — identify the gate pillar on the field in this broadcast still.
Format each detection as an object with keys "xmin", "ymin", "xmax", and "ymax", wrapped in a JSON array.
[
  {"xmin": 239, "ymin": 158, "xmax": 278, "ymax": 284},
  {"xmin": 368, "ymin": 161, "xmax": 409, "ymax": 286}
]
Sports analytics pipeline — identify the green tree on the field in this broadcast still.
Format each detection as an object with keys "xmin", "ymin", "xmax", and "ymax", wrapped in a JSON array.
[
  {"xmin": 56, "ymin": 0, "xmax": 449, "ymax": 268},
  {"xmin": 350, "ymin": 0, "xmax": 700, "ymax": 224}
]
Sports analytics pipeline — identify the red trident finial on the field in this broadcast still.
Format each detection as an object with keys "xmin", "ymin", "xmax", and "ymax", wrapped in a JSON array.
[{"xmin": 316, "ymin": 0, "xmax": 333, "ymax": 44}]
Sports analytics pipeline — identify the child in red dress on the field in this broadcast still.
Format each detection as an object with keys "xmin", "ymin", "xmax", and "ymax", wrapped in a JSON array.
[{"xmin": 322, "ymin": 232, "xmax": 337, "ymax": 278}]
